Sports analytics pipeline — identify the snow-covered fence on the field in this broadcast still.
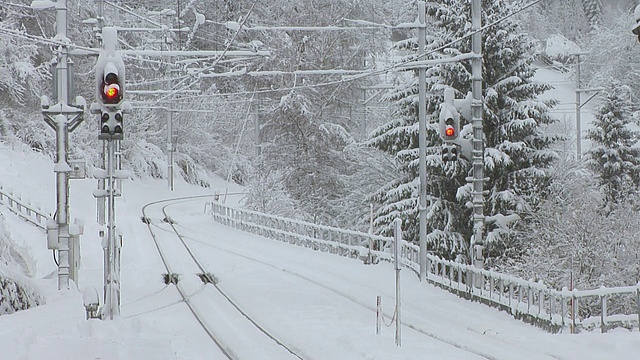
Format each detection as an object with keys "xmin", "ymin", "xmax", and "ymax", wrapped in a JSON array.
[
  {"xmin": 426, "ymin": 256, "xmax": 640, "ymax": 333},
  {"xmin": 0, "ymin": 184, "xmax": 50, "ymax": 230},
  {"xmin": 210, "ymin": 202, "xmax": 419, "ymax": 267},
  {"xmin": 209, "ymin": 202, "xmax": 640, "ymax": 333}
]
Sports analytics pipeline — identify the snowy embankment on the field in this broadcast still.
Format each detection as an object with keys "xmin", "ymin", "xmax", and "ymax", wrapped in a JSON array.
[
  {"xmin": 0, "ymin": 64, "xmax": 634, "ymax": 359},
  {"xmin": 1, "ymin": 140, "xmax": 640, "ymax": 359},
  {"xmin": 0, "ymin": 142, "xmax": 51, "ymax": 315}
]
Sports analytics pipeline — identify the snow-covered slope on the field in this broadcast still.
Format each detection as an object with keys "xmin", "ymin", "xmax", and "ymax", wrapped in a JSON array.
[{"xmin": 1, "ymin": 132, "xmax": 640, "ymax": 359}]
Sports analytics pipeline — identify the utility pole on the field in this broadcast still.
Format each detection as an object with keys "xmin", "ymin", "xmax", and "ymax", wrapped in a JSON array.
[
  {"xmin": 96, "ymin": 0, "xmax": 106, "ymax": 226},
  {"xmin": 574, "ymin": 52, "xmax": 584, "ymax": 158},
  {"xmin": 417, "ymin": 0, "xmax": 428, "ymax": 282},
  {"xmin": 254, "ymin": 96, "xmax": 261, "ymax": 157},
  {"xmin": 38, "ymin": 0, "xmax": 86, "ymax": 290},
  {"xmin": 572, "ymin": 52, "xmax": 602, "ymax": 159},
  {"xmin": 393, "ymin": 219, "xmax": 402, "ymax": 347},
  {"xmin": 161, "ymin": 10, "xmax": 176, "ymax": 191},
  {"xmin": 470, "ymin": 0, "xmax": 485, "ymax": 267}
]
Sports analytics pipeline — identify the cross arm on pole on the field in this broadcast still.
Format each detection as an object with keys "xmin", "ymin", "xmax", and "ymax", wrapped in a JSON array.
[{"xmin": 576, "ymin": 87, "xmax": 604, "ymax": 109}]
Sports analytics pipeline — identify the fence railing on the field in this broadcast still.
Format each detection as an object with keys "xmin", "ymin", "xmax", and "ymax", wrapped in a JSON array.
[
  {"xmin": 209, "ymin": 202, "xmax": 640, "ymax": 333},
  {"xmin": 0, "ymin": 184, "xmax": 51, "ymax": 230}
]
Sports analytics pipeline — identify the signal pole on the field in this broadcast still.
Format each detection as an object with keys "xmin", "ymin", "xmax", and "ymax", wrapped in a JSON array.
[
  {"xmin": 164, "ymin": 12, "xmax": 175, "ymax": 191},
  {"xmin": 38, "ymin": 0, "xmax": 86, "ymax": 290},
  {"xmin": 417, "ymin": 0, "xmax": 428, "ymax": 282},
  {"xmin": 470, "ymin": 0, "xmax": 485, "ymax": 267},
  {"xmin": 90, "ymin": 27, "xmax": 131, "ymax": 319}
]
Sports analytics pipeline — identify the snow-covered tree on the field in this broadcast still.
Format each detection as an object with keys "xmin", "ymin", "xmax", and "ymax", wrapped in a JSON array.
[
  {"xmin": 499, "ymin": 158, "xmax": 640, "ymax": 316},
  {"xmin": 586, "ymin": 85, "xmax": 640, "ymax": 206},
  {"xmin": 370, "ymin": 0, "xmax": 559, "ymax": 260},
  {"xmin": 212, "ymin": 0, "xmax": 389, "ymax": 224},
  {"xmin": 244, "ymin": 168, "xmax": 298, "ymax": 218},
  {"xmin": 581, "ymin": 0, "xmax": 603, "ymax": 31},
  {"xmin": 0, "ymin": 213, "xmax": 43, "ymax": 315}
]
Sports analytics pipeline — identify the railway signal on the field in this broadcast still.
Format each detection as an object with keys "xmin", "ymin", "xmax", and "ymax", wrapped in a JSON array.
[
  {"xmin": 89, "ymin": 27, "xmax": 132, "ymax": 319},
  {"xmin": 100, "ymin": 62, "xmax": 122, "ymax": 104},
  {"xmin": 96, "ymin": 60, "xmax": 126, "ymax": 140},
  {"xmin": 92, "ymin": 30, "xmax": 130, "ymax": 141},
  {"xmin": 438, "ymin": 87, "xmax": 473, "ymax": 163},
  {"xmin": 439, "ymin": 88, "xmax": 461, "ymax": 142},
  {"xmin": 439, "ymin": 104, "xmax": 459, "ymax": 142}
]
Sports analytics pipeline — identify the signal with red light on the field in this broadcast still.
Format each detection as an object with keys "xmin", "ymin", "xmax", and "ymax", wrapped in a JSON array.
[{"xmin": 100, "ymin": 62, "xmax": 122, "ymax": 105}]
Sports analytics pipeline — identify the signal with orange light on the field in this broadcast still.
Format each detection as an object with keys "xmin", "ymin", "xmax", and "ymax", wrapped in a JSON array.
[{"xmin": 101, "ymin": 63, "xmax": 122, "ymax": 105}]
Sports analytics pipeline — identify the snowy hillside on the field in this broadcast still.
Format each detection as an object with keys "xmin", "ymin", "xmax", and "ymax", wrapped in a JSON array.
[{"xmin": 1, "ymin": 109, "xmax": 640, "ymax": 359}]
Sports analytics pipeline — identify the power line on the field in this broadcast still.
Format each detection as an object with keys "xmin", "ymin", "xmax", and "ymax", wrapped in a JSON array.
[
  {"xmin": 168, "ymin": 0, "xmax": 548, "ymax": 101},
  {"xmin": 0, "ymin": 0, "xmax": 546, "ymax": 103},
  {"xmin": 150, "ymin": 0, "xmax": 259, "ymax": 105}
]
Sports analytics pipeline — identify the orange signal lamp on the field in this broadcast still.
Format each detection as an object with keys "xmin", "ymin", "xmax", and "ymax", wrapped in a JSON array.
[
  {"xmin": 445, "ymin": 126, "xmax": 455, "ymax": 137},
  {"xmin": 104, "ymin": 84, "xmax": 120, "ymax": 101}
]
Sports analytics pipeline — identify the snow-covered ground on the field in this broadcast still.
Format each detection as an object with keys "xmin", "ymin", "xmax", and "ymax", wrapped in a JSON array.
[{"xmin": 0, "ymin": 67, "xmax": 636, "ymax": 359}]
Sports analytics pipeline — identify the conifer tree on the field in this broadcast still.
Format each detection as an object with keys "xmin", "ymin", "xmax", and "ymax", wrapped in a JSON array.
[
  {"xmin": 369, "ymin": 0, "xmax": 559, "ymax": 260},
  {"xmin": 586, "ymin": 85, "xmax": 640, "ymax": 206},
  {"xmin": 581, "ymin": 0, "xmax": 603, "ymax": 31}
]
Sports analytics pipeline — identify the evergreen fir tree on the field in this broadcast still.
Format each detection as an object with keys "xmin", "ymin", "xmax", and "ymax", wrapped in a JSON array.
[
  {"xmin": 369, "ymin": 0, "xmax": 559, "ymax": 261},
  {"xmin": 580, "ymin": 0, "xmax": 603, "ymax": 31},
  {"xmin": 586, "ymin": 85, "xmax": 640, "ymax": 206}
]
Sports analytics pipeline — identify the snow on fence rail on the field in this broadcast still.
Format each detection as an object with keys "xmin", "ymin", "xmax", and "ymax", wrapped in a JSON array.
[
  {"xmin": 0, "ymin": 184, "xmax": 51, "ymax": 230},
  {"xmin": 209, "ymin": 202, "xmax": 640, "ymax": 334}
]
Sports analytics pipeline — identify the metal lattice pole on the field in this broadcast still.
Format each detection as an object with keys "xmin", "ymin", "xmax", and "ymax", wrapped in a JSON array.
[
  {"xmin": 103, "ymin": 139, "xmax": 120, "ymax": 318},
  {"xmin": 39, "ymin": 0, "xmax": 85, "ymax": 290},
  {"xmin": 417, "ymin": 1, "xmax": 428, "ymax": 282},
  {"xmin": 470, "ymin": 0, "xmax": 485, "ymax": 265}
]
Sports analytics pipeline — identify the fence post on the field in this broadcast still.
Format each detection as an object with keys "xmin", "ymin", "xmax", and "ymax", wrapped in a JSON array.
[
  {"xmin": 571, "ymin": 293, "xmax": 577, "ymax": 334},
  {"xmin": 518, "ymin": 285, "xmax": 523, "ymax": 310},
  {"xmin": 560, "ymin": 293, "xmax": 566, "ymax": 329},
  {"xmin": 637, "ymin": 285, "xmax": 640, "ymax": 329},
  {"xmin": 489, "ymin": 275, "xmax": 495, "ymax": 301},
  {"xmin": 549, "ymin": 292, "xmax": 555, "ymax": 322},
  {"xmin": 600, "ymin": 293, "xmax": 607, "ymax": 333},
  {"xmin": 509, "ymin": 283, "xmax": 514, "ymax": 309},
  {"xmin": 538, "ymin": 288, "xmax": 543, "ymax": 316},
  {"xmin": 449, "ymin": 263, "xmax": 454, "ymax": 287},
  {"xmin": 376, "ymin": 295, "xmax": 381, "ymax": 335},
  {"xmin": 457, "ymin": 263, "xmax": 462, "ymax": 290}
]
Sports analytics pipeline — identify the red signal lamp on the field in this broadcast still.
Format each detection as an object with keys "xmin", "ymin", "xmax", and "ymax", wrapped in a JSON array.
[
  {"xmin": 445, "ymin": 125, "xmax": 455, "ymax": 137},
  {"xmin": 104, "ymin": 84, "xmax": 120, "ymax": 102}
]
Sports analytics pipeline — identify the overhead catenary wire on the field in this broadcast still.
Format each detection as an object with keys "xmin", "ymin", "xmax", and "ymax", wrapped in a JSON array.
[
  {"xmin": 149, "ymin": 0, "xmax": 258, "ymax": 106},
  {"xmin": 0, "ymin": 0, "xmax": 546, "ymax": 102},
  {"xmin": 160, "ymin": 0, "xmax": 547, "ymax": 102},
  {"xmin": 222, "ymin": 86, "xmax": 257, "ymax": 203}
]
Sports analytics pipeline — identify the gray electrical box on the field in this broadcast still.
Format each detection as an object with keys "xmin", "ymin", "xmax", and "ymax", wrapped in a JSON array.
[{"xmin": 69, "ymin": 159, "xmax": 86, "ymax": 179}]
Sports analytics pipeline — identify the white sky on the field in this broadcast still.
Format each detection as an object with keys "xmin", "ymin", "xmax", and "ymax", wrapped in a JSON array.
[{"xmin": 0, "ymin": 68, "xmax": 634, "ymax": 360}]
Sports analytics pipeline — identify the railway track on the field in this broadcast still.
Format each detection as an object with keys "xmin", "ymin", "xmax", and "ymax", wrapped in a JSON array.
[
  {"xmin": 141, "ymin": 195, "xmax": 307, "ymax": 360},
  {"xmin": 159, "ymin": 197, "xmax": 502, "ymax": 360},
  {"xmin": 171, "ymin": 201, "xmax": 568, "ymax": 360},
  {"xmin": 143, "ymin": 195, "xmax": 566, "ymax": 360}
]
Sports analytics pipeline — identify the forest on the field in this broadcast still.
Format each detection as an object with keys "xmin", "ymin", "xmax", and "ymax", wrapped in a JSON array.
[{"xmin": 1, "ymin": 0, "xmax": 640, "ymax": 295}]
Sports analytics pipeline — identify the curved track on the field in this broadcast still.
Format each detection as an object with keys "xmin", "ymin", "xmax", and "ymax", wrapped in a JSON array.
[
  {"xmin": 181, "ymin": 231, "xmax": 568, "ymax": 360},
  {"xmin": 141, "ymin": 195, "xmax": 307, "ymax": 360},
  {"xmin": 171, "ymin": 219, "xmax": 507, "ymax": 360},
  {"xmin": 170, "ymin": 199, "xmax": 568, "ymax": 360},
  {"xmin": 143, "ymin": 195, "xmax": 566, "ymax": 360}
]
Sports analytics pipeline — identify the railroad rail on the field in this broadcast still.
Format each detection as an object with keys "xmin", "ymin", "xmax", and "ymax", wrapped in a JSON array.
[{"xmin": 142, "ymin": 195, "xmax": 307, "ymax": 360}]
